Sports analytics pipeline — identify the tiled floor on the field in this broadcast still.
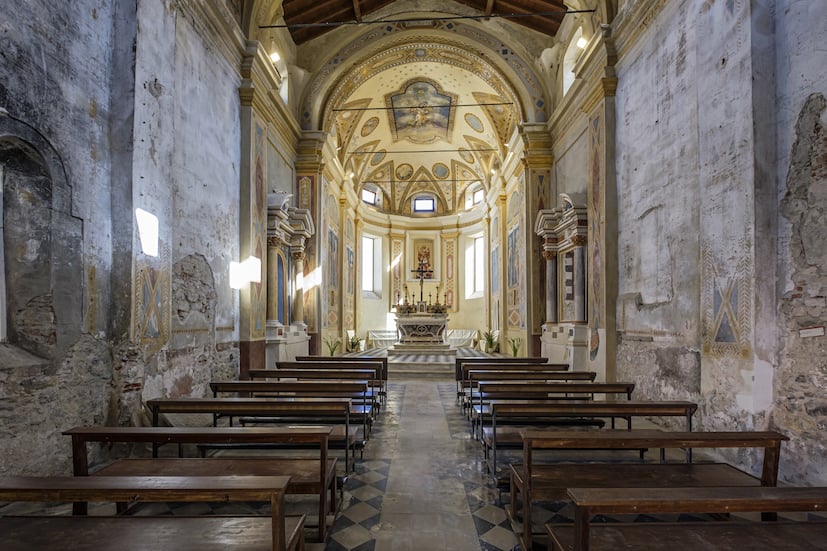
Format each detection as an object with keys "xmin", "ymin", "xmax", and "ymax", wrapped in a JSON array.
[{"xmin": 311, "ymin": 377, "xmax": 521, "ymax": 551}]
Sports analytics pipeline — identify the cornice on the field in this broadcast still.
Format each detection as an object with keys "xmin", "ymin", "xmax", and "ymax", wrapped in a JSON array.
[{"xmin": 611, "ymin": 0, "xmax": 672, "ymax": 63}]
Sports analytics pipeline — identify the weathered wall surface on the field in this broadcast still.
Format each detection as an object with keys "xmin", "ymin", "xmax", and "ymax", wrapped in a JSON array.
[
  {"xmin": 774, "ymin": 0, "xmax": 827, "ymax": 484},
  {"xmin": 614, "ymin": 0, "xmax": 703, "ymax": 408},
  {"xmin": 614, "ymin": 0, "xmax": 827, "ymax": 484},
  {"xmin": 0, "ymin": 1, "xmax": 116, "ymax": 475}
]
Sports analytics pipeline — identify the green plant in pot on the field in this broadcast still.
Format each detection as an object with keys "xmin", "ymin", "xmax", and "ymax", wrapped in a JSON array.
[
  {"xmin": 507, "ymin": 336, "xmax": 522, "ymax": 357},
  {"xmin": 324, "ymin": 336, "xmax": 342, "ymax": 356},
  {"xmin": 482, "ymin": 330, "xmax": 497, "ymax": 353}
]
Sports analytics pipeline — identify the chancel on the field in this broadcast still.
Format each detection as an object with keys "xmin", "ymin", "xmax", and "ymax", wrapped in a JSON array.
[{"xmin": 1, "ymin": 1, "xmax": 826, "ymax": 550}]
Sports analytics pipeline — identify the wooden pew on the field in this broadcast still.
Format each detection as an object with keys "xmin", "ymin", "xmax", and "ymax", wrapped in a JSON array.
[
  {"xmin": 0, "ymin": 475, "xmax": 303, "ymax": 551},
  {"xmin": 63, "ymin": 426, "xmax": 336, "ymax": 541},
  {"xmin": 547, "ymin": 486, "xmax": 827, "ymax": 551},
  {"xmin": 454, "ymin": 356, "xmax": 552, "ymax": 403},
  {"xmin": 458, "ymin": 365, "xmax": 580, "ymax": 411},
  {"xmin": 472, "ymin": 381, "xmax": 634, "ymax": 437},
  {"xmin": 512, "ymin": 429, "xmax": 788, "ymax": 550},
  {"xmin": 275, "ymin": 362, "xmax": 386, "ymax": 410},
  {"xmin": 294, "ymin": 355, "xmax": 388, "ymax": 405},
  {"xmin": 485, "ymin": 401, "xmax": 698, "ymax": 481},
  {"xmin": 145, "ymin": 398, "xmax": 361, "ymax": 473},
  {"xmin": 209, "ymin": 380, "xmax": 377, "ymax": 437}
]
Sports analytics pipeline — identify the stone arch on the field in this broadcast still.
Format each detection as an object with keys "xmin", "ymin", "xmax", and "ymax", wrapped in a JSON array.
[{"xmin": 0, "ymin": 116, "xmax": 83, "ymax": 360}]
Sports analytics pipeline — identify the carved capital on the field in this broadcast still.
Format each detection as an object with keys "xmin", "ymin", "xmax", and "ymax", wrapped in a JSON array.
[
  {"xmin": 291, "ymin": 251, "xmax": 306, "ymax": 263},
  {"xmin": 570, "ymin": 235, "xmax": 588, "ymax": 247},
  {"xmin": 267, "ymin": 236, "xmax": 281, "ymax": 248},
  {"xmin": 543, "ymin": 250, "xmax": 557, "ymax": 261}
]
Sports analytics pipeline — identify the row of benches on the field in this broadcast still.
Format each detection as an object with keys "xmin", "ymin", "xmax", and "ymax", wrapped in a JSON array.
[
  {"xmin": 0, "ymin": 355, "xmax": 390, "ymax": 549},
  {"xmin": 453, "ymin": 356, "xmax": 827, "ymax": 550}
]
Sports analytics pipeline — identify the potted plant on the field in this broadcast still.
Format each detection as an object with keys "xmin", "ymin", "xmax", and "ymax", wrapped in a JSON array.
[
  {"xmin": 482, "ymin": 330, "xmax": 498, "ymax": 353},
  {"xmin": 507, "ymin": 336, "xmax": 522, "ymax": 357},
  {"xmin": 348, "ymin": 334, "xmax": 362, "ymax": 352},
  {"xmin": 323, "ymin": 336, "xmax": 342, "ymax": 356}
]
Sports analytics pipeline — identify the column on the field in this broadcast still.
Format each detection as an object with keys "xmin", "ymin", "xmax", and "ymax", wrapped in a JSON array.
[
  {"xmin": 266, "ymin": 236, "xmax": 280, "ymax": 322},
  {"xmin": 571, "ymin": 235, "xmax": 587, "ymax": 322},
  {"xmin": 543, "ymin": 250, "xmax": 558, "ymax": 323},
  {"xmin": 291, "ymin": 250, "xmax": 306, "ymax": 326}
]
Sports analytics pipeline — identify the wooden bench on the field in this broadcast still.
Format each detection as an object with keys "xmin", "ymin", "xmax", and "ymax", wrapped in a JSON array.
[
  {"xmin": 275, "ymin": 362, "xmax": 386, "ymax": 410},
  {"xmin": 485, "ymin": 401, "xmax": 698, "ymax": 482},
  {"xmin": 295, "ymin": 355, "xmax": 388, "ymax": 405},
  {"xmin": 0, "ymin": 475, "xmax": 303, "ymax": 551},
  {"xmin": 454, "ymin": 357, "xmax": 551, "ymax": 403},
  {"xmin": 145, "ymin": 398, "xmax": 362, "ymax": 473},
  {"xmin": 63, "ymin": 426, "xmax": 336, "ymax": 541},
  {"xmin": 547, "ymin": 486, "xmax": 827, "ymax": 551},
  {"xmin": 209, "ymin": 380, "xmax": 377, "ymax": 437},
  {"xmin": 513, "ymin": 429, "xmax": 788, "ymax": 550},
  {"xmin": 459, "ymin": 365, "xmax": 582, "ymax": 411},
  {"xmin": 472, "ymin": 381, "xmax": 634, "ymax": 438}
]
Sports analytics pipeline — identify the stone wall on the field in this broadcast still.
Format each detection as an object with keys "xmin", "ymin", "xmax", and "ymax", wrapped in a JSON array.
[
  {"xmin": 0, "ymin": 0, "xmax": 115, "ymax": 475},
  {"xmin": 613, "ymin": 0, "xmax": 827, "ymax": 484},
  {"xmin": 774, "ymin": 0, "xmax": 827, "ymax": 485}
]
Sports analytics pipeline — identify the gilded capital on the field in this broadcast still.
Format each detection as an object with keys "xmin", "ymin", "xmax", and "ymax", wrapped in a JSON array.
[
  {"xmin": 542, "ymin": 250, "xmax": 557, "ymax": 261},
  {"xmin": 291, "ymin": 251, "xmax": 306, "ymax": 263}
]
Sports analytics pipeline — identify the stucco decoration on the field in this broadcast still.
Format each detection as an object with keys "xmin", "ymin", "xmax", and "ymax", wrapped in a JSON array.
[
  {"xmin": 386, "ymin": 79, "xmax": 457, "ymax": 144},
  {"xmin": 334, "ymin": 98, "xmax": 371, "ymax": 151},
  {"xmin": 304, "ymin": 25, "xmax": 545, "ymax": 130},
  {"xmin": 701, "ymin": 239, "xmax": 753, "ymax": 358},
  {"xmin": 361, "ymin": 116, "xmax": 380, "ymax": 137}
]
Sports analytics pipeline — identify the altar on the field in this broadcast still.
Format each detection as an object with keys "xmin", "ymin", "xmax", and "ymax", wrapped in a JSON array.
[{"xmin": 386, "ymin": 312, "xmax": 456, "ymax": 356}]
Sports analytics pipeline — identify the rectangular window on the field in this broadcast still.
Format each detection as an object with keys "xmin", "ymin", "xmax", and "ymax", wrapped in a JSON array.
[
  {"xmin": 465, "ymin": 234, "xmax": 485, "ymax": 299},
  {"xmin": 361, "ymin": 189, "xmax": 376, "ymax": 204},
  {"xmin": 473, "ymin": 188, "xmax": 484, "ymax": 205},
  {"xmin": 413, "ymin": 197, "xmax": 435, "ymax": 212},
  {"xmin": 474, "ymin": 236, "xmax": 484, "ymax": 292},
  {"xmin": 361, "ymin": 235, "xmax": 382, "ymax": 298},
  {"xmin": 361, "ymin": 236, "xmax": 374, "ymax": 292}
]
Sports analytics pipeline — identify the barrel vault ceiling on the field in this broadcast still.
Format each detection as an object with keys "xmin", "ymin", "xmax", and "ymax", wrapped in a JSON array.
[{"xmin": 274, "ymin": 0, "xmax": 570, "ymax": 215}]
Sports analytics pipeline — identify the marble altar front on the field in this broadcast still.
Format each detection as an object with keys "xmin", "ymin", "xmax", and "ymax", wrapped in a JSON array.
[{"xmin": 387, "ymin": 312, "xmax": 456, "ymax": 355}]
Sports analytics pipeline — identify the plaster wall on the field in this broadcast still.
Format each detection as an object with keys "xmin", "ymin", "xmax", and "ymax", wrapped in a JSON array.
[
  {"xmin": 614, "ymin": 0, "xmax": 827, "ymax": 484},
  {"xmin": 774, "ymin": 0, "xmax": 827, "ymax": 484},
  {"xmin": 0, "ymin": 0, "xmax": 116, "ymax": 474},
  {"xmin": 615, "ymin": 0, "xmax": 745, "ymax": 423}
]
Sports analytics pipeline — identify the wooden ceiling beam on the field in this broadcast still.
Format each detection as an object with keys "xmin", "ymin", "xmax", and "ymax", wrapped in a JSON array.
[
  {"xmin": 484, "ymin": 0, "xmax": 495, "ymax": 16},
  {"xmin": 352, "ymin": 0, "xmax": 363, "ymax": 22}
]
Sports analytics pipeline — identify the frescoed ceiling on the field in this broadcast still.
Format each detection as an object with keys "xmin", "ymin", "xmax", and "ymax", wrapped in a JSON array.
[{"xmin": 325, "ymin": 41, "xmax": 520, "ymax": 216}]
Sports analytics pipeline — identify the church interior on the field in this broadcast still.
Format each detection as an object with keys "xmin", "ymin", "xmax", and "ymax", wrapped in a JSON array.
[{"xmin": 1, "ymin": 0, "xmax": 826, "ymax": 549}]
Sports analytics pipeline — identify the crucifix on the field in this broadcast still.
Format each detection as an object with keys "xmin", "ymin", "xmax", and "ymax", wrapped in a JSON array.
[{"xmin": 410, "ymin": 259, "xmax": 433, "ymax": 303}]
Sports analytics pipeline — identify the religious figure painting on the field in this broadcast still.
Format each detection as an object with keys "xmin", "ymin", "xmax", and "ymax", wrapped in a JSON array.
[
  {"xmin": 413, "ymin": 239, "xmax": 434, "ymax": 279},
  {"xmin": 387, "ymin": 80, "xmax": 456, "ymax": 144}
]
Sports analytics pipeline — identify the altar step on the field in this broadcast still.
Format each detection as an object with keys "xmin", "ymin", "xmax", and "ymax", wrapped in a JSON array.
[{"xmin": 347, "ymin": 347, "xmax": 495, "ymax": 377}]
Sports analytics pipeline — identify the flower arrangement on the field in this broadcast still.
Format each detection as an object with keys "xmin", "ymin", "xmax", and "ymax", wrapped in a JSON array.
[
  {"xmin": 427, "ymin": 302, "xmax": 447, "ymax": 314},
  {"xmin": 324, "ymin": 335, "xmax": 342, "ymax": 356},
  {"xmin": 347, "ymin": 334, "xmax": 362, "ymax": 352},
  {"xmin": 507, "ymin": 336, "xmax": 522, "ymax": 357}
]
